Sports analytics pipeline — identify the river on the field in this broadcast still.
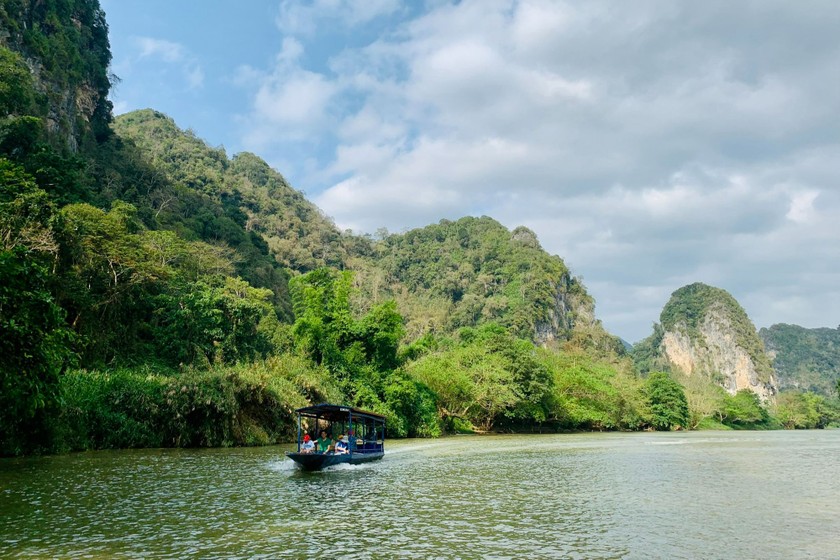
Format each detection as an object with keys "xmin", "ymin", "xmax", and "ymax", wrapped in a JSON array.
[{"xmin": 2, "ymin": 430, "xmax": 839, "ymax": 559}]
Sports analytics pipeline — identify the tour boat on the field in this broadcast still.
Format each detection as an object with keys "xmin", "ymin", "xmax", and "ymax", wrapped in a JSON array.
[{"xmin": 285, "ymin": 403, "xmax": 386, "ymax": 471}]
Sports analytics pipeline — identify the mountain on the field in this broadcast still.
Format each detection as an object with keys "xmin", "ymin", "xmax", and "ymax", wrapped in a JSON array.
[
  {"xmin": 109, "ymin": 110, "xmax": 621, "ymax": 356},
  {"xmin": 12, "ymin": 0, "xmax": 795, "ymax": 454},
  {"xmin": 760, "ymin": 324, "xmax": 840, "ymax": 396},
  {"xmin": 633, "ymin": 283, "xmax": 778, "ymax": 401},
  {"xmin": 355, "ymin": 217, "xmax": 624, "ymax": 356}
]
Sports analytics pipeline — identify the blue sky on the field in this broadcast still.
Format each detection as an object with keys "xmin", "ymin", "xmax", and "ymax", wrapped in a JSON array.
[{"xmin": 101, "ymin": 0, "xmax": 840, "ymax": 343}]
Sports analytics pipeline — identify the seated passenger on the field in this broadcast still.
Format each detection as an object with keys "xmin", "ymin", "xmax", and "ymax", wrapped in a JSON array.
[
  {"xmin": 348, "ymin": 429, "xmax": 361, "ymax": 450},
  {"xmin": 316, "ymin": 430, "xmax": 332, "ymax": 454},
  {"xmin": 334, "ymin": 435, "xmax": 349, "ymax": 455},
  {"xmin": 301, "ymin": 433, "xmax": 315, "ymax": 454}
]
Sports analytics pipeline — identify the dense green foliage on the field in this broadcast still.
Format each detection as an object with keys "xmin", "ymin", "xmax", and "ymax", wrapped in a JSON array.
[
  {"xmin": 354, "ymin": 217, "xmax": 625, "ymax": 357},
  {"xmin": 112, "ymin": 110, "xmax": 351, "ymax": 272},
  {"xmin": 772, "ymin": 391, "xmax": 840, "ymax": 429},
  {"xmin": 2, "ymin": 1, "xmax": 835, "ymax": 455},
  {"xmin": 49, "ymin": 357, "xmax": 341, "ymax": 453},
  {"xmin": 719, "ymin": 389, "xmax": 774, "ymax": 428},
  {"xmin": 759, "ymin": 324, "xmax": 840, "ymax": 396},
  {"xmin": 403, "ymin": 325, "xmax": 652, "ymax": 433},
  {"xmin": 631, "ymin": 323, "xmax": 669, "ymax": 375},
  {"xmin": 0, "ymin": 160, "xmax": 76, "ymax": 453}
]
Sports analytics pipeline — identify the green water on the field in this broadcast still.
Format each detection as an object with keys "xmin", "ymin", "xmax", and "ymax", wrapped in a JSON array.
[{"xmin": 2, "ymin": 431, "xmax": 839, "ymax": 559}]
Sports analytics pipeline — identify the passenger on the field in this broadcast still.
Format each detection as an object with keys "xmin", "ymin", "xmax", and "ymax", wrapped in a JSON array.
[
  {"xmin": 334, "ymin": 435, "xmax": 349, "ymax": 455},
  {"xmin": 316, "ymin": 430, "xmax": 332, "ymax": 454},
  {"xmin": 301, "ymin": 433, "xmax": 315, "ymax": 454}
]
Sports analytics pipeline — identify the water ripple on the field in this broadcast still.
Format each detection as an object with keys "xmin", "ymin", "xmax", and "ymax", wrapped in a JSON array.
[{"xmin": 1, "ymin": 431, "xmax": 839, "ymax": 558}]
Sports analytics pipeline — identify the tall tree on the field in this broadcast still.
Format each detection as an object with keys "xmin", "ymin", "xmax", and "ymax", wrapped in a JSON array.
[{"xmin": 644, "ymin": 372, "xmax": 689, "ymax": 430}]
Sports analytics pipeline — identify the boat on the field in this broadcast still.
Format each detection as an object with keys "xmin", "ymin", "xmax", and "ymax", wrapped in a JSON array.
[{"xmin": 285, "ymin": 403, "xmax": 386, "ymax": 471}]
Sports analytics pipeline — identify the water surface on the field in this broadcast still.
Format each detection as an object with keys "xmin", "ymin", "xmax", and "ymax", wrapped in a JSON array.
[{"xmin": 2, "ymin": 431, "xmax": 839, "ymax": 559}]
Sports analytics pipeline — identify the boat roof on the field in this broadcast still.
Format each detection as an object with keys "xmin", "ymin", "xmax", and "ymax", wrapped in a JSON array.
[{"xmin": 294, "ymin": 403, "xmax": 387, "ymax": 422}]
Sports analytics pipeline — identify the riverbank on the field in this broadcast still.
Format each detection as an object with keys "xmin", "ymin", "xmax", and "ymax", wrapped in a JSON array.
[
  {"xmin": 5, "ymin": 359, "xmax": 839, "ymax": 457},
  {"xmin": 1, "ymin": 356, "xmax": 342, "ymax": 456}
]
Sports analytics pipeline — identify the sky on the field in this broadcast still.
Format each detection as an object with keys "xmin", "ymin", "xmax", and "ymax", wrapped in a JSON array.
[{"xmin": 100, "ymin": 0, "xmax": 840, "ymax": 343}]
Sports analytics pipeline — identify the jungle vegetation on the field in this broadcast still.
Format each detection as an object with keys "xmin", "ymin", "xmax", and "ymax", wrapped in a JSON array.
[{"xmin": 1, "ymin": 0, "xmax": 837, "ymax": 456}]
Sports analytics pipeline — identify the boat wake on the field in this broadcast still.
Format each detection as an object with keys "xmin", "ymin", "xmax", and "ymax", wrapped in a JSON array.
[{"xmin": 266, "ymin": 458, "xmax": 297, "ymax": 472}]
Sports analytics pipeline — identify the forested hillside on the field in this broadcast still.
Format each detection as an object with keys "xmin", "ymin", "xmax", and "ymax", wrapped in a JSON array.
[
  {"xmin": 112, "ymin": 110, "xmax": 354, "ymax": 273},
  {"xmin": 2, "ymin": 0, "xmax": 838, "ymax": 456},
  {"xmin": 760, "ymin": 324, "xmax": 840, "ymax": 396}
]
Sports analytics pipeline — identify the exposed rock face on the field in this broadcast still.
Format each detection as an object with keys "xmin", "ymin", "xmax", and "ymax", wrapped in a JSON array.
[
  {"xmin": 661, "ymin": 302, "xmax": 777, "ymax": 401},
  {"xmin": 534, "ymin": 277, "xmax": 575, "ymax": 343},
  {"xmin": 650, "ymin": 283, "xmax": 777, "ymax": 402},
  {"xmin": 535, "ymin": 275, "xmax": 623, "ymax": 358}
]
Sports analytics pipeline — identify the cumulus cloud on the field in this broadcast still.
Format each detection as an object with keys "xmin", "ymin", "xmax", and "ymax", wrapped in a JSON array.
[{"xmin": 238, "ymin": 0, "xmax": 840, "ymax": 341}]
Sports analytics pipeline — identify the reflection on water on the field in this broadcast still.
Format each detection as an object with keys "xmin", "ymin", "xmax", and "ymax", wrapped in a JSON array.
[{"xmin": 2, "ymin": 431, "xmax": 839, "ymax": 559}]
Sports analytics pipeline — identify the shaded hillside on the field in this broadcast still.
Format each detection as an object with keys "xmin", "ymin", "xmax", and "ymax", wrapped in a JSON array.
[
  {"xmin": 760, "ymin": 324, "xmax": 840, "ymax": 396},
  {"xmin": 633, "ymin": 283, "xmax": 777, "ymax": 400},
  {"xmin": 112, "ymin": 110, "xmax": 355, "ymax": 272}
]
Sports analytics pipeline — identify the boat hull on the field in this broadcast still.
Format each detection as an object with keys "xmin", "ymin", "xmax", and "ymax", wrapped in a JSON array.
[{"xmin": 286, "ymin": 451, "xmax": 384, "ymax": 471}]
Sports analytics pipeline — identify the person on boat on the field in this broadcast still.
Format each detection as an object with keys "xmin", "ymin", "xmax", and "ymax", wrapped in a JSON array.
[
  {"xmin": 301, "ymin": 433, "xmax": 315, "ymax": 454},
  {"xmin": 316, "ymin": 430, "xmax": 332, "ymax": 454},
  {"xmin": 334, "ymin": 435, "xmax": 349, "ymax": 455}
]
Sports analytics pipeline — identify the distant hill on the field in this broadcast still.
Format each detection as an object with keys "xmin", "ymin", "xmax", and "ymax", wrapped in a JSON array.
[
  {"xmin": 633, "ymin": 283, "xmax": 777, "ymax": 400},
  {"xmin": 760, "ymin": 324, "xmax": 840, "ymax": 396}
]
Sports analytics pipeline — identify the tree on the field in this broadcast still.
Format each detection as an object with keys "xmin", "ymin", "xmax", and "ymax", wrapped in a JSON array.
[
  {"xmin": 774, "ymin": 392, "xmax": 824, "ymax": 429},
  {"xmin": 289, "ymin": 268, "xmax": 404, "ymax": 377},
  {"xmin": 0, "ymin": 160, "xmax": 74, "ymax": 454},
  {"xmin": 0, "ymin": 47, "xmax": 35, "ymax": 117},
  {"xmin": 153, "ymin": 276, "xmax": 274, "ymax": 365},
  {"xmin": 643, "ymin": 372, "xmax": 689, "ymax": 430},
  {"xmin": 721, "ymin": 390, "xmax": 770, "ymax": 427}
]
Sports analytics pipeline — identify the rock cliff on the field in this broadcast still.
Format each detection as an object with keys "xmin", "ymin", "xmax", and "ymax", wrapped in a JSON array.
[{"xmin": 0, "ymin": 0, "xmax": 113, "ymax": 150}]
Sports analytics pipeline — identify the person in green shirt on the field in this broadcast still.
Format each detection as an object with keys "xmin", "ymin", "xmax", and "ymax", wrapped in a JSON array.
[{"xmin": 316, "ymin": 430, "xmax": 332, "ymax": 454}]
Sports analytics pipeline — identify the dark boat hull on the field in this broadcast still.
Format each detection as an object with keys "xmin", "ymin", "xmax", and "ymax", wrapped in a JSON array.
[{"xmin": 286, "ymin": 451, "xmax": 384, "ymax": 471}]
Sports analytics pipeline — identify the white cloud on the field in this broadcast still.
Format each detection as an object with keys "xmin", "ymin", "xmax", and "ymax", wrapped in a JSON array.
[
  {"xmin": 277, "ymin": 0, "xmax": 401, "ymax": 36},
  {"xmin": 238, "ymin": 39, "xmax": 339, "ymax": 156},
  {"xmin": 786, "ymin": 190, "xmax": 819, "ymax": 223},
  {"xmin": 238, "ymin": 0, "xmax": 840, "ymax": 341},
  {"xmin": 133, "ymin": 36, "xmax": 204, "ymax": 90},
  {"xmin": 136, "ymin": 37, "xmax": 185, "ymax": 62}
]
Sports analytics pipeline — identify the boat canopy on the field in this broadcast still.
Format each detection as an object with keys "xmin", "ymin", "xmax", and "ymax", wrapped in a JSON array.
[{"xmin": 294, "ymin": 403, "xmax": 386, "ymax": 422}]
